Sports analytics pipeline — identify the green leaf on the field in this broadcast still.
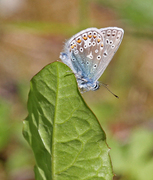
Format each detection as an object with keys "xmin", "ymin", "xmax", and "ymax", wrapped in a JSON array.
[
  {"xmin": 0, "ymin": 100, "xmax": 10, "ymax": 150},
  {"xmin": 110, "ymin": 128, "xmax": 153, "ymax": 180},
  {"xmin": 23, "ymin": 62, "xmax": 113, "ymax": 180}
]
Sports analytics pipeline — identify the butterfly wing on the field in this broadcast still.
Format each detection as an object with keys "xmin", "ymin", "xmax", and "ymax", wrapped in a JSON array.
[
  {"xmin": 60, "ymin": 27, "xmax": 124, "ymax": 89},
  {"xmin": 93, "ymin": 27, "xmax": 124, "ymax": 82},
  {"xmin": 61, "ymin": 28, "xmax": 105, "ymax": 81}
]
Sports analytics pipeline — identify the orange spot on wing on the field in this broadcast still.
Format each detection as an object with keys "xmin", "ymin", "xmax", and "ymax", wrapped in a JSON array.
[
  {"xmin": 83, "ymin": 37, "xmax": 87, "ymax": 40},
  {"xmin": 71, "ymin": 45, "xmax": 74, "ymax": 49},
  {"xmin": 77, "ymin": 39, "xmax": 81, "ymax": 43},
  {"xmin": 97, "ymin": 39, "xmax": 101, "ymax": 43},
  {"xmin": 88, "ymin": 35, "xmax": 92, "ymax": 38},
  {"xmin": 101, "ymin": 43, "xmax": 103, "ymax": 47},
  {"xmin": 93, "ymin": 35, "xmax": 97, "ymax": 38}
]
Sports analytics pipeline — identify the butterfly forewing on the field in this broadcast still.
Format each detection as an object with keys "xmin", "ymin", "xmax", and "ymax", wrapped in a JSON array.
[
  {"xmin": 93, "ymin": 27, "xmax": 124, "ymax": 81},
  {"xmin": 67, "ymin": 28, "xmax": 105, "ymax": 79}
]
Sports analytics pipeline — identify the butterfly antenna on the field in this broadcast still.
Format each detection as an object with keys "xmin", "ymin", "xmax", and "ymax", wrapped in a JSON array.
[
  {"xmin": 100, "ymin": 82, "xmax": 119, "ymax": 98},
  {"xmin": 101, "ymin": 82, "xmax": 108, "ymax": 87}
]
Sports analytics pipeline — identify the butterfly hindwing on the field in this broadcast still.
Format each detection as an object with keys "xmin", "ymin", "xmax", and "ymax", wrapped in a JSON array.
[{"xmin": 93, "ymin": 27, "xmax": 124, "ymax": 81}]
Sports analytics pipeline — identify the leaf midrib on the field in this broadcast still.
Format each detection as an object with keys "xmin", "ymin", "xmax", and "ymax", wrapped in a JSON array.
[{"xmin": 52, "ymin": 64, "xmax": 59, "ymax": 180}]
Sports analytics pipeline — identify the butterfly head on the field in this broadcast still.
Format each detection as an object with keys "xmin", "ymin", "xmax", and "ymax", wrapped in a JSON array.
[{"xmin": 77, "ymin": 77, "xmax": 100, "ymax": 93}]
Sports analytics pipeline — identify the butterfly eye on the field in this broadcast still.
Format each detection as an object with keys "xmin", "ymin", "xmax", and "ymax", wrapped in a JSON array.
[{"xmin": 93, "ymin": 83, "xmax": 99, "ymax": 90}]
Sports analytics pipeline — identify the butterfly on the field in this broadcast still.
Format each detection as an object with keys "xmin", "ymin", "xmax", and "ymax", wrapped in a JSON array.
[{"xmin": 60, "ymin": 27, "xmax": 124, "ymax": 93}]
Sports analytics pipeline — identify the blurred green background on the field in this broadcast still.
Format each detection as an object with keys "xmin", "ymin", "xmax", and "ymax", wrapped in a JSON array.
[{"xmin": 0, "ymin": 0, "xmax": 153, "ymax": 180}]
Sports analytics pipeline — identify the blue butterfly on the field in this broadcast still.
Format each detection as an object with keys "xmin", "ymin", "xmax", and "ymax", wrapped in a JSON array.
[{"xmin": 60, "ymin": 27, "xmax": 124, "ymax": 93}]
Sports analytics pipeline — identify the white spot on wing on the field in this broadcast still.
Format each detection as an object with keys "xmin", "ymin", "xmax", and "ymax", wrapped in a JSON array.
[
  {"xmin": 95, "ymin": 49, "xmax": 98, "ymax": 53},
  {"xmin": 87, "ymin": 52, "xmax": 93, "ymax": 59}
]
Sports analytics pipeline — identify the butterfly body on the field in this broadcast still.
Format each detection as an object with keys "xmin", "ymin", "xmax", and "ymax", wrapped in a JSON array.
[{"xmin": 60, "ymin": 27, "xmax": 124, "ymax": 92}]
